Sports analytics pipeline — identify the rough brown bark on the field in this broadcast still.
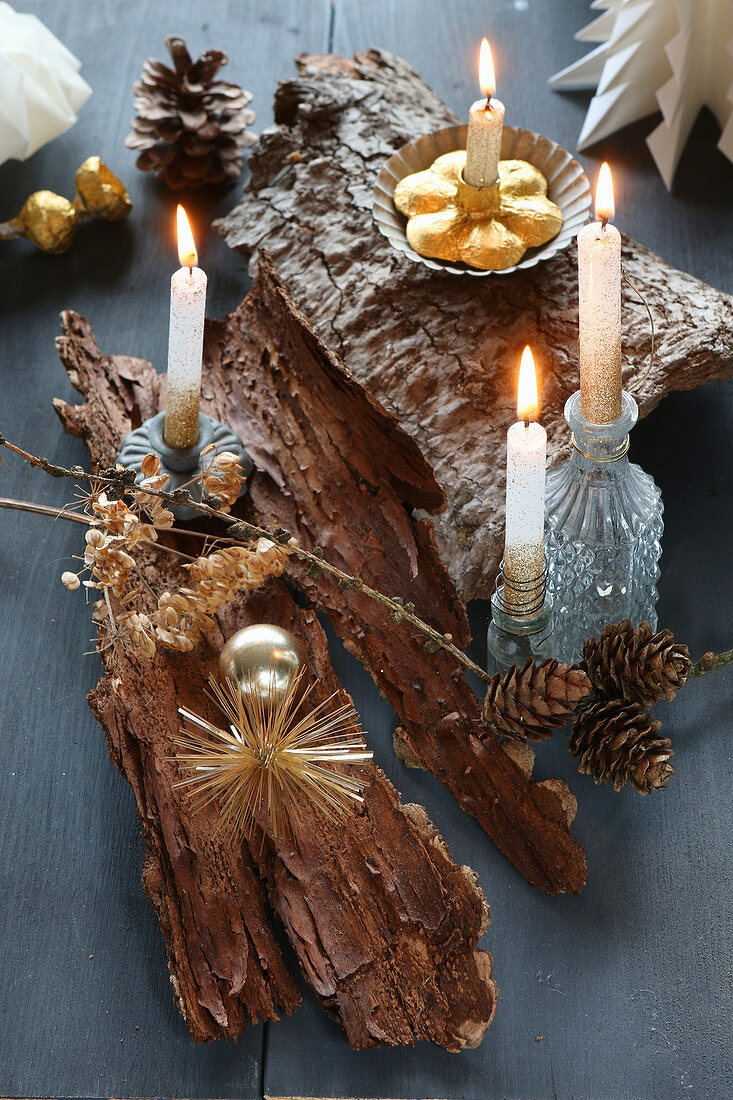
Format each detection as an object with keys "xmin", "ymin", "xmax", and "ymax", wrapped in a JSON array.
[
  {"xmin": 55, "ymin": 257, "xmax": 585, "ymax": 897},
  {"xmin": 216, "ymin": 48, "xmax": 733, "ymax": 601},
  {"xmin": 54, "ymin": 311, "xmax": 498, "ymax": 1049}
]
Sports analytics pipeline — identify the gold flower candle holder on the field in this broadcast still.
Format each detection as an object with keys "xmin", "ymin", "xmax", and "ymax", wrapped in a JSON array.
[{"xmin": 373, "ymin": 125, "xmax": 590, "ymax": 276}]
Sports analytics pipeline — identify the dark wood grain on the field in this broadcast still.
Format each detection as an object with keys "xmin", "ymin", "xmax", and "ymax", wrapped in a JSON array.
[
  {"xmin": 0, "ymin": 1, "xmax": 331, "ymax": 1097},
  {"xmin": 1, "ymin": 0, "xmax": 732, "ymax": 1098}
]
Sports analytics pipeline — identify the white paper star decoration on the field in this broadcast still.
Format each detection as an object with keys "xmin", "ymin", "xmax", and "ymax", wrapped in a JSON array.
[
  {"xmin": 550, "ymin": 0, "xmax": 733, "ymax": 189},
  {"xmin": 0, "ymin": 1, "xmax": 91, "ymax": 167}
]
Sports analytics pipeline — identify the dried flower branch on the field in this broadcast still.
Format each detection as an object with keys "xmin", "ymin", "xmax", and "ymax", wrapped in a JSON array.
[
  {"xmin": 2, "ymin": 434, "xmax": 731, "ymax": 690},
  {"xmin": 0, "ymin": 433, "xmax": 493, "ymax": 682},
  {"xmin": 173, "ymin": 670, "xmax": 373, "ymax": 839}
]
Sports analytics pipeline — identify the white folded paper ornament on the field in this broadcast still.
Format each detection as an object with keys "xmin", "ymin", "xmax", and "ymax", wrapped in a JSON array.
[
  {"xmin": 0, "ymin": 1, "xmax": 91, "ymax": 166},
  {"xmin": 550, "ymin": 0, "xmax": 733, "ymax": 189}
]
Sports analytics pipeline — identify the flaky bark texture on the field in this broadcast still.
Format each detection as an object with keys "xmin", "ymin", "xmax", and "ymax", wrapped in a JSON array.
[
  {"xmin": 55, "ymin": 257, "xmax": 587, "ymax": 907},
  {"xmin": 54, "ymin": 311, "xmax": 498, "ymax": 1049},
  {"xmin": 216, "ymin": 48, "xmax": 733, "ymax": 601}
]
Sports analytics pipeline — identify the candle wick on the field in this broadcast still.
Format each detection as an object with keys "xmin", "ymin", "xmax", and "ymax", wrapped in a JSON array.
[
  {"xmin": 524, "ymin": 417, "xmax": 530, "ymax": 429},
  {"xmin": 600, "ymin": 216, "xmax": 608, "ymax": 230},
  {"xmin": 485, "ymin": 95, "xmax": 492, "ymax": 111},
  {"xmin": 188, "ymin": 265, "xmax": 193, "ymax": 276}
]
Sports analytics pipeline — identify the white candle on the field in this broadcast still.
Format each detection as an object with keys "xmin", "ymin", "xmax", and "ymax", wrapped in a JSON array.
[
  {"xmin": 504, "ymin": 347, "xmax": 547, "ymax": 618},
  {"xmin": 164, "ymin": 205, "xmax": 207, "ymax": 450},
  {"xmin": 464, "ymin": 38, "xmax": 505, "ymax": 189},
  {"xmin": 578, "ymin": 162, "xmax": 622, "ymax": 424}
]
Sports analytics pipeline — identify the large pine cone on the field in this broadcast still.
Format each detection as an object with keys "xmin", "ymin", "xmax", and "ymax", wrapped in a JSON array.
[
  {"xmin": 570, "ymin": 698, "xmax": 674, "ymax": 794},
  {"xmin": 583, "ymin": 620, "xmax": 691, "ymax": 707},
  {"xmin": 125, "ymin": 36, "xmax": 256, "ymax": 190},
  {"xmin": 483, "ymin": 658, "xmax": 592, "ymax": 742}
]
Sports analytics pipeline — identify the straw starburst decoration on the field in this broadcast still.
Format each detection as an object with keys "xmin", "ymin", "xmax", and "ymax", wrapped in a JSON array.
[{"xmin": 173, "ymin": 668, "xmax": 373, "ymax": 839}]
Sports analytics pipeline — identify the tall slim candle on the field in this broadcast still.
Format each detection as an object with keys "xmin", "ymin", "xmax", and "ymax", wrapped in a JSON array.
[
  {"xmin": 464, "ymin": 38, "xmax": 505, "ymax": 189},
  {"xmin": 164, "ymin": 205, "xmax": 207, "ymax": 450},
  {"xmin": 504, "ymin": 346, "xmax": 546, "ymax": 618},
  {"xmin": 578, "ymin": 163, "xmax": 622, "ymax": 423}
]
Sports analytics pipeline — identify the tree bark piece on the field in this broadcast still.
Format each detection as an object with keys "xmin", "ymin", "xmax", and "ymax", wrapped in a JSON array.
[
  {"xmin": 216, "ymin": 48, "xmax": 733, "ymax": 602},
  {"xmin": 54, "ymin": 313, "xmax": 498, "ymax": 1049},
  {"xmin": 56, "ymin": 255, "xmax": 586, "ymax": 898}
]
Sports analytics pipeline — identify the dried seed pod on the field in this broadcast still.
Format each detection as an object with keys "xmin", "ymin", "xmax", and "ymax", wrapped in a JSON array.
[{"xmin": 74, "ymin": 156, "xmax": 132, "ymax": 221}]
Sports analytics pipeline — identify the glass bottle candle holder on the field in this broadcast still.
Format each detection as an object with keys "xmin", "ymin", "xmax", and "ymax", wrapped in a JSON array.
[
  {"xmin": 486, "ymin": 563, "xmax": 555, "ymax": 676},
  {"xmin": 544, "ymin": 390, "xmax": 663, "ymax": 663}
]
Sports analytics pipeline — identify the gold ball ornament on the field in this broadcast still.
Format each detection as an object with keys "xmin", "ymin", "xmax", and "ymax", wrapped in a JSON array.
[
  {"xmin": 14, "ymin": 191, "xmax": 77, "ymax": 254},
  {"xmin": 74, "ymin": 156, "xmax": 132, "ymax": 221},
  {"xmin": 218, "ymin": 624, "xmax": 310, "ymax": 708}
]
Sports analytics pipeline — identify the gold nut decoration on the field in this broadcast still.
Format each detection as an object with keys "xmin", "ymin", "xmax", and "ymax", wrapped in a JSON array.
[
  {"xmin": 74, "ymin": 155, "xmax": 132, "ymax": 221},
  {"xmin": 393, "ymin": 150, "xmax": 562, "ymax": 271},
  {"xmin": 13, "ymin": 191, "xmax": 78, "ymax": 254},
  {"xmin": 0, "ymin": 157, "xmax": 132, "ymax": 254}
]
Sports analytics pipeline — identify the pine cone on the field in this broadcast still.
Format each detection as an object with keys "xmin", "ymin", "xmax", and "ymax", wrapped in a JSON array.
[
  {"xmin": 570, "ymin": 698, "xmax": 674, "ymax": 794},
  {"xmin": 483, "ymin": 658, "xmax": 593, "ymax": 742},
  {"xmin": 125, "ymin": 36, "xmax": 256, "ymax": 190},
  {"xmin": 583, "ymin": 620, "xmax": 691, "ymax": 707}
]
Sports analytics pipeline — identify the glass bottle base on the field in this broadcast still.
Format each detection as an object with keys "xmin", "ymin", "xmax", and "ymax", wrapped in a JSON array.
[{"xmin": 486, "ymin": 590, "xmax": 555, "ymax": 676}]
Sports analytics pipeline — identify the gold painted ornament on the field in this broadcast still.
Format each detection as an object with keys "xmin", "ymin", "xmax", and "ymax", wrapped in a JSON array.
[
  {"xmin": 0, "ymin": 156, "xmax": 131, "ymax": 254},
  {"xmin": 218, "ymin": 623, "xmax": 310, "ymax": 710},
  {"xmin": 393, "ymin": 150, "xmax": 562, "ymax": 271}
]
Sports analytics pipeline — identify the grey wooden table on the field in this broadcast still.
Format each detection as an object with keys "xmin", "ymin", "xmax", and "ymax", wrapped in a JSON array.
[{"xmin": 1, "ymin": 2, "xmax": 731, "ymax": 1098}]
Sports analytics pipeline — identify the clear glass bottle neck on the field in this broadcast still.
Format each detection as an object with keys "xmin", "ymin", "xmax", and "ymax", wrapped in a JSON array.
[{"xmin": 565, "ymin": 390, "xmax": 638, "ymax": 466}]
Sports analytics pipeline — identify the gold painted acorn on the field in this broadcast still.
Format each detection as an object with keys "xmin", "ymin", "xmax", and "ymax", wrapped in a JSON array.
[{"xmin": 393, "ymin": 150, "xmax": 562, "ymax": 271}]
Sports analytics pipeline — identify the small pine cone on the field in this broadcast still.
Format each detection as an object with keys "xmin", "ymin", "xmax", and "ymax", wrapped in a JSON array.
[
  {"xmin": 483, "ymin": 658, "xmax": 593, "ymax": 742},
  {"xmin": 125, "ymin": 36, "xmax": 256, "ymax": 190},
  {"xmin": 583, "ymin": 620, "xmax": 692, "ymax": 707},
  {"xmin": 570, "ymin": 698, "xmax": 674, "ymax": 794}
]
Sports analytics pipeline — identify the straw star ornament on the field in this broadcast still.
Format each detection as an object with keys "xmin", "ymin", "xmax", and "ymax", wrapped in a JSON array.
[{"xmin": 173, "ymin": 668, "xmax": 373, "ymax": 839}]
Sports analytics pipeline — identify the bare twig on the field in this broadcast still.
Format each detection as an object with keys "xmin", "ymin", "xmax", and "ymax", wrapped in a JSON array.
[
  {"xmin": 689, "ymin": 649, "xmax": 733, "ymax": 679},
  {"xmin": 0, "ymin": 494, "xmax": 195, "ymax": 561}
]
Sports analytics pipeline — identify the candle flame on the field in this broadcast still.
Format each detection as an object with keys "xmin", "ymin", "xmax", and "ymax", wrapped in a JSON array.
[
  {"xmin": 177, "ymin": 204, "xmax": 197, "ymax": 268},
  {"xmin": 595, "ymin": 162, "xmax": 615, "ymax": 222},
  {"xmin": 517, "ymin": 345, "xmax": 539, "ymax": 422},
  {"xmin": 479, "ymin": 38, "xmax": 496, "ymax": 100}
]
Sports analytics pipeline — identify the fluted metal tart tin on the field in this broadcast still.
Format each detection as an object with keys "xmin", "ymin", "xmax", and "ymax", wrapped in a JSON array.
[{"xmin": 373, "ymin": 124, "xmax": 591, "ymax": 276}]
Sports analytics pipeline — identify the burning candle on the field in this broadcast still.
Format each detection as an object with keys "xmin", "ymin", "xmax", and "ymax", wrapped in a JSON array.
[
  {"xmin": 504, "ymin": 346, "xmax": 547, "ymax": 618},
  {"xmin": 578, "ymin": 162, "xmax": 622, "ymax": 423},
  {"xmin": 464, "ymin": 38, "xmax": 505, "ymax": 189},
  {"xmin": 164, "ymin": 205, "xmax": 207, "ymax": 450}
]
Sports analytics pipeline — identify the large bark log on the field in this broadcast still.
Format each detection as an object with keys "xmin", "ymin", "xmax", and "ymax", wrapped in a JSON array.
[
  {"xmin": 54, "ymin": 311, "xmax": 498, "ymax": 1049},
  {"xmin": 216, "ymin": 48, "xmax": 733, "ymax": 602},
  {"xmin": 55, "ymin": 255, "xmax": 586, "ymax": 897}
]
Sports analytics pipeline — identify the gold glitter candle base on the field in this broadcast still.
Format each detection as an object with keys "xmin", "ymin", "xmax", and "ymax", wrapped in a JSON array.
[
  {"xmin": 503, "ymin": 544, "xmax": 545, "ymax": 619},
  {"xmin": 164, "ymin": 389, "xmax": 201, "ymax": 450}
]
